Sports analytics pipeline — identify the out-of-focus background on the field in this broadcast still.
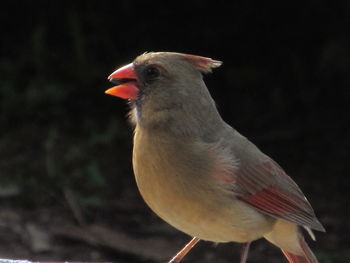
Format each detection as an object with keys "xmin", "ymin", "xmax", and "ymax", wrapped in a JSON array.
[{"xmin": 0, "ymin": 1, "xmax": 348, "ymax": 262}]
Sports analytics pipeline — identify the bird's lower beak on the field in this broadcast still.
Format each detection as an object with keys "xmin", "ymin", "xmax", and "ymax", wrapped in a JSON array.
[{"xmin": 106, "ymin": 63, "xmax": 138, "ymax": 100}]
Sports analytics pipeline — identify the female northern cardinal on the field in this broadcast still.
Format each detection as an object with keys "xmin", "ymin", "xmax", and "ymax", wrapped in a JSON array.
[{"xmin": 105, "ymin": 52, "xmax": 325, "ymax": 263}]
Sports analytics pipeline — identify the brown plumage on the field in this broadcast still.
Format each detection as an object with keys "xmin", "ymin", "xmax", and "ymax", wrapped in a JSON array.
[{"xmin": 106, "ymin": 52, "xmax": 325, "ymax": 263}]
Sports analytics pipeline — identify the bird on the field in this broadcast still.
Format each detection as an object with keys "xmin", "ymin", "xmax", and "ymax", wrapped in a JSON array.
[{"xmin": 105, "ymin": 52, "xmax": 325, "ymax": 263}]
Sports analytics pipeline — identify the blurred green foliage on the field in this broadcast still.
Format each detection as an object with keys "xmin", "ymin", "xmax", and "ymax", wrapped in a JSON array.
[{"xmin": 0, "ymin": 12, "xmax": 131, "ymax": 209}]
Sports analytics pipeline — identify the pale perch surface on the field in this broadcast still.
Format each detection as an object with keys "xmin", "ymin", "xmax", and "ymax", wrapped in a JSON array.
[{"xmin": 0, "ymin": 260, "xmax": 112, "ymax": 263}]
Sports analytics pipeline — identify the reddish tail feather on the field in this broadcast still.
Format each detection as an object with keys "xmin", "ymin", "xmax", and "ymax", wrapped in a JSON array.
[{"xmin": 282, "ymin": 236, "xmax": 318, "ymax": 263}]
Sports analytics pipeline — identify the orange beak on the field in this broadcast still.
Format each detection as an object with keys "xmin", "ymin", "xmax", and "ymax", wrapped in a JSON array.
[{"xmin": 106, "ymin": 63, "xmax": 138, "ymax": 100}]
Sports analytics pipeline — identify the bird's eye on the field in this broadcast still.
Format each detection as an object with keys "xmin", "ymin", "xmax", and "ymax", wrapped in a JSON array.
[{"xmin": 144, "ymin": 66, "xmax": 160, "ymax": 82}]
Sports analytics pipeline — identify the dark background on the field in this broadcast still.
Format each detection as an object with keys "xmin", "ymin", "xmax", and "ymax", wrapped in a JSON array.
[{"xmin": 0, "ymin": 1, "xmax": 348, "ymax": 262}]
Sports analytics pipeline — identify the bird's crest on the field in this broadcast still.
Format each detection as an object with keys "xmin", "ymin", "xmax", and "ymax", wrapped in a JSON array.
[{"xmin": 179, "ymin": 54, "xmax": 222, "ymax": 73}]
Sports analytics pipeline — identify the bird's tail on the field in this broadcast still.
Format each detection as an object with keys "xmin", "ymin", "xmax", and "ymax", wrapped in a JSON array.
[
  {"xmin": 264, "ymin": 219, "xmax": 319, "ymax": 263},
  {"xmin": 281, "ymin": 236, "xmax": 318, "ymax": 263}
]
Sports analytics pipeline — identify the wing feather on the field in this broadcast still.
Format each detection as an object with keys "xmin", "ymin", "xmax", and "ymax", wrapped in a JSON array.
[{"xmin": 233, "ymin": 159, "xmax": 324, "ymax": 232}]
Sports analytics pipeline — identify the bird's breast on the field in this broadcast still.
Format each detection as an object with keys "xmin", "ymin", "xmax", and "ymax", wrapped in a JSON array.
[{"xmin": 132, "ymin": 127, "xmax": 274, "ymax": 242}]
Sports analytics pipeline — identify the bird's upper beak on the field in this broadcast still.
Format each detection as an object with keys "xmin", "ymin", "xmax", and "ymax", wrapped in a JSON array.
[{"xmin": 106, "ymin": 63, "xmax": 138, "ymax": 100}]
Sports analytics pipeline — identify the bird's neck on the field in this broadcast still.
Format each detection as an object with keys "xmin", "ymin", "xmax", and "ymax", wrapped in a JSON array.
[{"xmin": 131, "ymin": 96, "xmax": 225, "ymax": 141}]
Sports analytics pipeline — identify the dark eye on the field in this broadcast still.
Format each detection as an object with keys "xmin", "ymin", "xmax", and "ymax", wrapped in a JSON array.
[{"xmin": 144, "ymin": 66, "xmax": 160, "ymax": 82}]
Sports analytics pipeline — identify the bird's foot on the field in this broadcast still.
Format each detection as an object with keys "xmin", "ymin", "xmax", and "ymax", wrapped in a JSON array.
[
  {"xmin": 168, "ymin": 237, "xmax": 200, "ymax": 263},
  {"xmin": 240, "ymin": 242, "xmax": 251, "ymax": 263}
]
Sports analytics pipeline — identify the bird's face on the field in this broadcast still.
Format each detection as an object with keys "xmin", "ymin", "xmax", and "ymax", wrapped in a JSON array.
[
  {"xmin": 106, "ymin": 52, "xmax": 222, "ymax": 127},
  {"xmin": 107, "ymin": 53, "xmax": 197, "ymax": 101}
]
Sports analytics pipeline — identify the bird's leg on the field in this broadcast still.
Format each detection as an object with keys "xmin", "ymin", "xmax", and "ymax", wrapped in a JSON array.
[
  {"xmin": 240, "ymin": 242, "xmax": 251, "ymax": 263},
  {"xmin": 168, "ymin": 237, "xmax": 200, "ymax": 263}
]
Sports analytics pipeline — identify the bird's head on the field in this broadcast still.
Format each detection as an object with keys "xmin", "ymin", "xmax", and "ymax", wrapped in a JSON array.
[{"xmin": 106, "ymin": 52, "xmax": 222, "ymax": 133}]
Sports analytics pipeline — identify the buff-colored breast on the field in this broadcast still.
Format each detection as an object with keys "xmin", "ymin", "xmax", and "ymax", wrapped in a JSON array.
[{"xmin": 132, "ymin": 127, "xmax": 274, "ymax": 242}]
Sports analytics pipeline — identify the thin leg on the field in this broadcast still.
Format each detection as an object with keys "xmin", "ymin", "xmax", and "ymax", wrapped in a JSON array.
[
  {"xmin": 240, "ymin": 242, "xmax": 251, "ymax": 263},
  {"xmin": 168, "ymin": 237, "xmax": 201, "ymax": 263}
]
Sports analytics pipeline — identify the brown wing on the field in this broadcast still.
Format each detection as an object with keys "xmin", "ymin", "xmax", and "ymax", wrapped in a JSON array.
[{"xmin": 232, "ymin": 159, "xmax": 324, "ymax": 231}]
